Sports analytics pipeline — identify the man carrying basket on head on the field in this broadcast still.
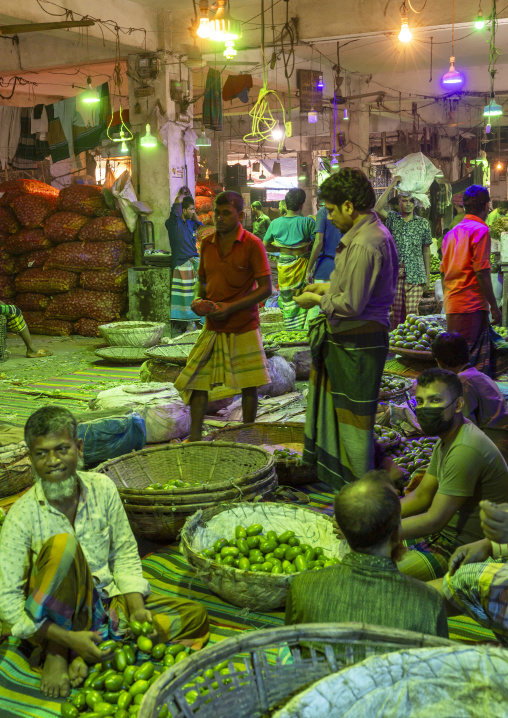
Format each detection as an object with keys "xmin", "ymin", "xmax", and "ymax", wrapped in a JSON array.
[{"xmin": 175, "ymin": 191, "xmax": 272, "ymax": 441}]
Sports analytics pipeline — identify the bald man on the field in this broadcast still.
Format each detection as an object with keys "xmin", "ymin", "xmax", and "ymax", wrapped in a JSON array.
[{"xmin": 285, "ymin": 473, "xmax": 448, "ymax": 637}]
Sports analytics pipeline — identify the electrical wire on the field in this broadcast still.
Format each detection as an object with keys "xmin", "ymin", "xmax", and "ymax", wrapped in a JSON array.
[{"xmin": 406, "ymin": 0, "xmax": 428, "ymax": 12}]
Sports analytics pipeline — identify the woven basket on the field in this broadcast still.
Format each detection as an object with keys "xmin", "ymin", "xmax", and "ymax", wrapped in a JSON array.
[
  {"xmin": 98, "ymin": 321, "xmax": 165, "ymax": 348},
  {"xmin": 165, "ymin": 330, "xmax": 202, "ymax": 345},
  {"xmin": 98, "ymin": 442, "xmax": 275, "ymax": 496},
  {"xmin": 145, "ymin": 344, "xmax": 193, "ymax": 365},
  {"xmin": 0, "ymin": 443, "xmax": 33, "ymax": 499},
  {"xmin": 203, "ymin": 423, "xmax": 317, "ymax": 486},
  {"xmin": 139, "ymin": 623, "xmax": 454, "ymax": 718},
  {"xmin": 260, "ymin": 309, "xmax": 283, "ymax": 325},
  {"xmin": 119, "ymin": 470, "xmax": 277, "ymax": 542},
  {"xmin": 378, "ymin": 374, "xmax": 413, "ymax": 401},
  {"xmin": 180, "ymin": 502, "xmax": 343, "ymax": 610},
  {"xmin": 94, "ymin": 346, "xmax": 149, "ymax": 364},
  {"xmin": 261, "ymin": 321, "xmax": 286, "ymax": 336}
]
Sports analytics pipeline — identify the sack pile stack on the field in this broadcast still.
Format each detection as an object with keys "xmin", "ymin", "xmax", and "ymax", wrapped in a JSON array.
[
  {"xmin": 0, "ymin": 180, "xmax": 133, "ymax": 337},
  {"xmin": 195, "ymin": 181, "xmax": 220, "ymax": 251}
]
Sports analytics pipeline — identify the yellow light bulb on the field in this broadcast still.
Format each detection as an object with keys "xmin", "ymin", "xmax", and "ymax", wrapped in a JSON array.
[{"xmin": 398, "ymin": 17, "xmax": 412, "ymax": 43}]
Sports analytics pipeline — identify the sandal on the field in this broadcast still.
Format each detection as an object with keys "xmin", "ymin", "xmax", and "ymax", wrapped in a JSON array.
[{"xmin": 26, "ymin": 349, "xmax": 53, "ymax": 358}]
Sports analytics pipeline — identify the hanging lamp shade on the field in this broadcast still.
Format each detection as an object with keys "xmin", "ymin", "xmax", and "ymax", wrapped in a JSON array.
[
  {"xmin": 252, "ymin": 161, "xmax": 260, "ymax": 172},
  {"xmin": 441, "ymin": 57, "xmax": 465, "ymax": 88},
  {"xmin": 246, "ymin": 174, "xmax": 254, "ymax": 185},
  {"xmin": 484, "ymin": 99, "xmax": 503, "ymax": 117},
  {"xmin": 196, "ymin": 128, "xmax": 212, "ymax": 147},
  {"xmin": 196, "ymin": 0, "xmax": 211, "ymax": 38},
  {"xmin": 140, "ymin": 124, "xmax": 157, "ymax": 149},
  {"xmin": 272, "ymin": 161, "xmax": 281, "ymax": 176},
  {"xmin": 82, "ymin": 76, "xmax": 100, "ymax": 104},
  {"xmin": 209, "ymin": 0, "xmax": 241, "ymax": 42},
  {"xmin": 308, "ymin": 110, "xmax": 318, "ymax": 124}
]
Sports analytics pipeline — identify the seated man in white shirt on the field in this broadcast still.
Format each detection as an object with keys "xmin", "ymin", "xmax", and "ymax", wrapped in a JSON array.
[
  {"xmin": 432, "ymin": 331, "xmax": 508, "ymax": 462},
  {"xmin": 0, "ymin": 407, "xmax": 209, "ymax": 698}
]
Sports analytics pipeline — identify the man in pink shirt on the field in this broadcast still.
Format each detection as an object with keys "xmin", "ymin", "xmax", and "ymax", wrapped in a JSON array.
[{"xmin": 440, "ymin": 185, "xmax": 501, "ymax": 375}]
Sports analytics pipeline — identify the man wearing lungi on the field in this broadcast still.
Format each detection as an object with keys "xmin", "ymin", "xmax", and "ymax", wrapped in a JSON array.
[
  {"xmin": 375, "ymin": 176, "xmax": 433, "ymax": 328},
  {"xmin": 294, "ymin": 168, "xmax": 398, "ymax": 488},
  {"xmin": 0, "ymin": 301, "xmax": 52, "ymax": 358},
  {"xmin": 175, "ymin": 191, "xmax": 272, "ymax": 441},
  {"xmin": 165, "ymin": 189, "xmax": 203, "ymax": 333},
  {"xmin": 440, "ymin": 185, "xmax": 502, "ymax": 376},
  {"xmin": 0, "ymin": 406, "xmax": 209, "ymax": 698}
]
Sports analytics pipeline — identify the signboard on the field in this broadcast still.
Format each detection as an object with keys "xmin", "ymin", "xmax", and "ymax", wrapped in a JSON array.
[{"xmin": 297, "ymin": 70, "xmax": 324, "ymax": 112}]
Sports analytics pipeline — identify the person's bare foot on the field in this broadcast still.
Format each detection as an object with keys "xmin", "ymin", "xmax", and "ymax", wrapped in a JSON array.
[
  {"xmin": 40, "ymin": 652, "xmax": 71, "ymax": 698},
  {"xmin": 68, "ymin": 656, "xmax": 88, "ymax": 688}
]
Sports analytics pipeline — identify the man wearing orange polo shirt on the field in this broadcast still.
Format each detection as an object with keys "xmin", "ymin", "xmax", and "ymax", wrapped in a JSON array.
[
  {"xmin": 441, "ymin": 185, "xmax": 502, "ymax": 375},
  {"xmin": 175, "ymin": 191, "xmax": 272, "ymax": 441}
]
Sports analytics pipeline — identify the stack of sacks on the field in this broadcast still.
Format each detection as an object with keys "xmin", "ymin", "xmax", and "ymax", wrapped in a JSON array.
[
  {"xmin": 0, "ymin": 181, "xmax": 133, "ymax": 337},
  {"xmin": 195, "ymin": 181, "xmax": 219, "ymax": 250}
]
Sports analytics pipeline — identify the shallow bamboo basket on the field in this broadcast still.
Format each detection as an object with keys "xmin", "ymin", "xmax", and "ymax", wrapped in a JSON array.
[
  {"xmin": 139, "ymin": 623, "xmax": 454, "ymax": 718},
  {"xmin": 99, "ymin": 321, "xmax": 165, "ymax": 347}
]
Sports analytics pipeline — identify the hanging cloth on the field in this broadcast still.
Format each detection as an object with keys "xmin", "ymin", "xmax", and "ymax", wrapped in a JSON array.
[
  {"xmin": 222, "ymin": 74, "xmax": 253, "ymax": 104},
  {"xmin": 203, "ymin": 68, "xmax": 223, "ymax": 132},
  {"xmin": 0, "ymin": 107, "xmax": 21, "ymax": 170}
]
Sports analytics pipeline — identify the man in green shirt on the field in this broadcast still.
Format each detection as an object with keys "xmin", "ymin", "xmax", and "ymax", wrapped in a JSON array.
[
  {"xmin": 398, "ymin": 367, "xmax": 508, "ymax": 582},
  {"xmin": 251, "ymin": 201, "xmax": 271, "ymax": 241},
  {"xmin": 285, "ymin": 474, "xmax": 448, "ymax": 638}
]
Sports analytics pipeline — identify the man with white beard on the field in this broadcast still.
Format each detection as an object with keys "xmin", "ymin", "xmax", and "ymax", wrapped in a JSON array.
[{"xmin": 0, "ymin": 406, "xmax": 209, "ymax": 698}]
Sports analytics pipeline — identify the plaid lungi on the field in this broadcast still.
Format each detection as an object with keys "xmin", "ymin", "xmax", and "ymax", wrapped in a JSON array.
[
  {"xmin": 303, "ymin": 314, "xmax": 389, "ymax": 489},
  {"xmin": 397, "ymin": 533, "xmax": 459, "ymax": 581},
  {"xmin": 20, "ymin": 533, "xmax": 209, "ymax": 653},
  {"xmin": 170, "ymin": 258, "xmax": 200, "ymax": 322},
  {"xmin": 443, "ymin": 557, "xmax": 508, "ymax": 644},
  {"xmin": 277, "ymin": 254, "xmax": 310, "ymax": 330},
  {"xmin": 391, "ymin": 264, "xmax": 425, "ymax": 329},
  {"xmin": 0, "ymin": 304, "xmax": 27, "ymax": 334},
  {"xmin": 174, "ymin": 327, "xmax": 270, "ymax": 404}
]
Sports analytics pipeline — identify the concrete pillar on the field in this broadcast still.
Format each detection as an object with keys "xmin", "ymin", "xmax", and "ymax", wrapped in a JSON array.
[
  {"xmin": 336, "ymin": 77, "xmax": 370, "ymax": 171},
  {"xmin": 297, "ymin": 136, "xmax": 314, "ymax": 216},
  {"xmin": 128, "ymin": 11, "xmax": 196, "ymax": 252}
]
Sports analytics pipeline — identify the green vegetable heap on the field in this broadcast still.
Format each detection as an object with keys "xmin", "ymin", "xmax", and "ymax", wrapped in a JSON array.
[
  {"xmin": 373, "ymin": 424, "xmax": 398, "ymax": 447},
  {"xmin": 266, "ymin": 330, "xmax": 308, "ymax": 344},
  {"xmin": 60, "ymin": 625, "xmax": 190, "ymax": 718},
  {"xmin": 430, "ymin": 254, "xmax": 440, "ymax": 273},
  {"xmin": 380, "ymin": 375, "xmax": 407, "ymax": 395},
  {"xmin": 386, "ymin": 435, "xmax": 438, "ymax": 474},
  {"xmin": 273, "ymin": 448, "xmax": 300, "ymax": 460},
  {"xmin": 145, "ymin": 479, "xmax": 191, "ymax": 490},
  {"xmin": 389, "ymin": 314, "xmax": 445, "ymax": 351},
  {"xmin": 201, "ymin": 523, "xmax": 339, "ymax": 575}
]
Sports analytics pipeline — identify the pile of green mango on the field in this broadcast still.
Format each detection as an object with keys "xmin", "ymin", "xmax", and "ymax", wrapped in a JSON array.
[
  {"xmin": 430, "ymin": 255, "xmax": 441, "ymax": 273},
  {"xmin": 273, "ymin": 448, "xmax": 300, "ymax": 460},
  {"xmin": 379, "ymin": 374, "xmax": 407, "ymax": 395},
  {"xmin": 389, "ymin": 314, "xmax": 445, "ymax": 351},
  {"xmin": 373, "ymin": 424, "xmax": 399, "ymax": 447},
  {"xmin": 201, "ymin": 523, "xmax": 339, "ymax": 574},
  {"xmin": 386, "ymin": 435, "xmax": 438, "ymax": 474},
  {"xmin": 497, "ymin": 326, "xmax": 508, "ymax": 338},
  {"xmin": 60, "ymin": 622, "xmax": 190, "ymax": 718},
  {"xmin": 145, "ymin": 479, "xmax": 192, "ymax": 491},
  {"xmin": 267, "ymin": 330, "xmax": 308, "ymax": 344}
]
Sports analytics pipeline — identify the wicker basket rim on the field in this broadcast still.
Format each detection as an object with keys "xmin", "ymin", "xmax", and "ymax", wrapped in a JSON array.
[
  {"xmin": 99, "ymin": 321, "xmax": 165, "ymax": 331},
  {"xmin": 98, "ymin": 441, "xmax": 274, "ymax": 494},
  {"xmin": 203, "ymin": 422, "xmax": 305, "ymax": 465},
  {"xmin": 139, "ymin": 622, "xmax": 456, "ymax": 717}
]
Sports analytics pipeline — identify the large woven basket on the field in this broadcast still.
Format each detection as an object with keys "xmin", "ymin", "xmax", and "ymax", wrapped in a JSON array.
[
  {"xmin": 145, "ymin": 344, "xmax": 193, "ymax": 365},
  {"xmin": 164, "ymin": 330, "xmax": 202, "ymax": 345},
  {"xmin": 275, "ymin": 644, "xmax": 508, "ymax": 718},
  {"xmin": 0, "ymin": 444, "xmax": 33, "ymax": 499},
  {"xmin": 98, "ymin": 442, "xmax": 275, "ymax": 497},
  {"xmin": 203, "ymin": 423, "xmax": 316, "ymax": 486},
  {"xmin": 260, "ymin": 309, "xmax": 283, "ymax": 324},
  {"xmin": 94, "ymin": 346, "xmax": 149, "ymax": 364},
  {"xmin": 120, "ymin": 470, "xmax": 277, "ymax": 542},
  {"xmin": 139, "ymin": 623, "xmax": 454, "ymax": 718},
  {"xmin": 99, "ymin": 321, "xmax": 165, "ymax": 348},
  {"xmin": 180, "ymin": 502, "xmax": 344, "ymax": 610}
]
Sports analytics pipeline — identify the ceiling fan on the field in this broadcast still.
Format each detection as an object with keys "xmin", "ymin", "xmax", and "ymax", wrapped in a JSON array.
[{"xmin": 0, "ymin": 19, "xmax": 94, "ymax": 36}]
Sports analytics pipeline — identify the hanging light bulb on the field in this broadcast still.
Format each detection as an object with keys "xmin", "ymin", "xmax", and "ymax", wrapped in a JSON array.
[
  {"xmin": 195, "ymin": 128, "xmax": 211, "ymax": 147},
  {"xmin": 484, "ymin": 97, "xmax": 503, "ymax": 118},
  {"xmin": 272, "ymin": 122, "xmax": 284, "ymax": 140},
  {"xmin": 398, "ymin": 15, "xmax": 412, "ymax": 43},
  {"xmin": 308, "ymin": 109, "xmax": 318, "ymax": 124},
  {"xmin": 196, "ymin": 0, "xmax": 211, "ymax": 38},
  {"xmin": 441, "ymin": 57, "xmax": 465, "ymax": 89},
  {"xmin": 259, "ymin": 170, "xmax": 266, "ymax": 180},
  {"xmin": 475, "ymin": 8, "xmax": 485, "ymax": 30},
  {"xmin": 140, "ymin": 124, "xmax": 157, "ymax": 149},
  {"xmin": 316, "ymin": 74, "xmax": 324, "ymax": 90},
  {"xmin": 82, "ymin": 76, "xmax": 100, "ymax": 104},
  {"xmin": 120, "ymin": 141, "xmax": 129, "ymax": 154},
  {"xmin": 343, "ymin": 108, "xmax": 349, "ymax": 121},
  {"xmin": 209, "ymin": 0, "xmax": 241, "ymax": 42},
  {"xmin": 486, "ymin": 123, "xmax": 492, "ymax": 134},
  {"xmin": 497, "ymin": 161, "xmax": 503, "ymax": 170},
  {"xmin": 224, "ymin": 40, "xmax": 237, "ymax": 59}
]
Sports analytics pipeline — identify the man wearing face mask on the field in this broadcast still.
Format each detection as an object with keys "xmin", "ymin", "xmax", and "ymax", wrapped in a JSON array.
[{"xmin": 396, "ymin": 367, "xmax": 508, "ymax": 582}]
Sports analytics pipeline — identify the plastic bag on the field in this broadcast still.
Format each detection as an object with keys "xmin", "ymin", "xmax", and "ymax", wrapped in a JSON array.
[
  {"xmin": 388, "ymin": 152, "xmax": 439, "ymax": 208},
  {"xmin": 77, "ymin": 412, "xmax": 146, "ymax": 466},
  {"xmin": 44, "ymin": 211, "xmax": 89, "ymax": 244},
  {"xmin": 111, "ymin": 171, "xmax": 152, "ymax": 233},
  {"xmin": 89, "ymin": 383, "xmax": 191, "ymax": 443},
  {"xmin": 45, "ymin": 289, "xmax": 126, "ymax": 322},
  {"xmin": 11, "ymin": 194, "xmax": 57, "ymax": 228},
  {"xmin": 15, "ymin": 268, "xmax": 79, "ymax": 295},
  {"xmin": 258, "ymin": 355, "xmax": 296, "ymax": 396}
]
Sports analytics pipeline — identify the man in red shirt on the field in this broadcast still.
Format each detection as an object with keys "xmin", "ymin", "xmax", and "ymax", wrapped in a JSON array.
[
  {"xmin": 440, "ymin": 185, "xmax": 501, "ymax": 375},
  {"xmin": 175, "ymin": 192, "xmax": 272, "ymax": 441}
]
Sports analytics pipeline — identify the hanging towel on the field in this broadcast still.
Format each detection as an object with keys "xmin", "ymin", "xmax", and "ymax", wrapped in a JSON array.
[
  {"xmin": 203, "ymin": 68, "xmax": 223, "ymax": 132},
  {"xmin": 222, "ymin": 74, "xmax": 253, "ymax": 103},
  {"xmin": 0, "ymin": 106, "xmax": 21, "ymax": 170}
]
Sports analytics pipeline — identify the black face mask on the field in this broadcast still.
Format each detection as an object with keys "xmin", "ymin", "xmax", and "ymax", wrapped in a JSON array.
[{"xmin": 415, "ymin": 398, "xmax": 457, "ymax": 436}]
